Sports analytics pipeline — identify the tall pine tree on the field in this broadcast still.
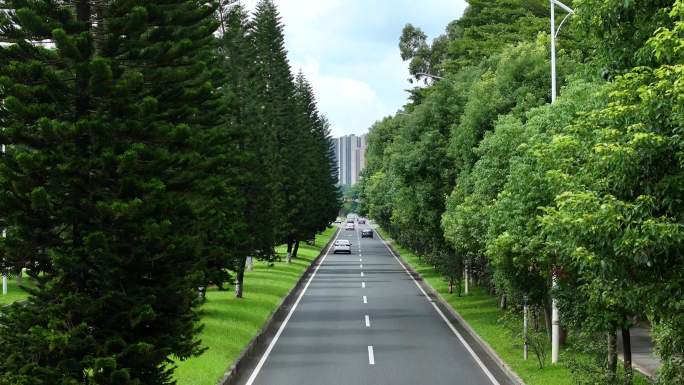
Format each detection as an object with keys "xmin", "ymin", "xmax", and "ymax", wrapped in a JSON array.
[
  {"xmin": 217, "ymin": 2, "xmax": 281, "ymax": 298},
  {"xmin": 292, "ymin": 72, "xmax": 341, "ymax": 257},
  {"xmin": 251, "ymin": 0, "xmax": 310, "ymax": 264},
  {"xmin": 0, "ymin": 1, "xmax": 219, "ymax": 384}
]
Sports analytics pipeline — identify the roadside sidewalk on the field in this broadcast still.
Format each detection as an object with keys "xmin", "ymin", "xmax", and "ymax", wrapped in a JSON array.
[{"xmin": 619, "ymin": 327, "xmax": 662, "ymax": 379}]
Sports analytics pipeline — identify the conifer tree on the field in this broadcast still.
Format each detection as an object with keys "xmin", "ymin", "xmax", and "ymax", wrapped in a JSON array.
[
  {"xmin": 219, "ymin": 2, "xmax": 281, "ymax": 298},
  {"xmin": 251, "ymin": 0, "xmax": 308, "ymax": 264},
  {"xmin": 292, "ymin": 72, "xmax": 341, "ymax": 256},
  {"xmin": 0, "ymin": 1, "xmax": 219, "ymax": 383}
]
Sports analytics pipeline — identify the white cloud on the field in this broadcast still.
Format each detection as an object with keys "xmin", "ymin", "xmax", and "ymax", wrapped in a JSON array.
[
  {"xmin": 240, "ymin": 0, "xmax": 468, "ymax": 137},
  {"xmin": 292, "ymin": 57, "xmax": 392, "ymax": 137}
]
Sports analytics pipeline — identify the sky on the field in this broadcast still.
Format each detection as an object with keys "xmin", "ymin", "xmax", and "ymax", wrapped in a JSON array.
[{"xmin": 242, "ymin": 0, "xmax": 468, "ymax": 138}]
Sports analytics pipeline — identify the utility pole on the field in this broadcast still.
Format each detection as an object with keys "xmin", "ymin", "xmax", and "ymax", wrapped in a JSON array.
[{"xmin": 550, "ymin": 0, "xmax": 574, "ymax": 364}]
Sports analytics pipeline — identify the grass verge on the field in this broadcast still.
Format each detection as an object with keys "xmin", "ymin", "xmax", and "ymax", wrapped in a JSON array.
[
  {"xmin": 174, "ymin": 227, "xmax": 337, "ymax": 385},
  {"xmin": 377, "ymin": 228, "xmax": 650, "ymax": 385},
  {"xmin": 0, "ymin": 275, "xmax": 31, "ymax": 306}
]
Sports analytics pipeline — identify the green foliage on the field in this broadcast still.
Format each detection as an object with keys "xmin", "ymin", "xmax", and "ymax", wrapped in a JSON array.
[
  {"xmin": 0, "ymin": 0, "xmax": 340, "ymax": 383},
  {"xmin": 363, "ymin": 0, "xmax": 684, "ymax": 382},
  {"xmin": 564, "ymin": 332, "xmax": 634, "ymax": 385},
  {"xmin": 444, "ymin": 0, "xmax": 549, "ymax": 73},
  {"xmin": 250, "ymin": 0, "xmax": 339, "ymax": 257},
  {"xmin": 0, "ymin": 1, "xmax": 220, "ymax": 383},
  {"xmin": 541, "ymin": 7, "xmax": 684, "ymax": 376},
  {"xmin": 251, "ymin": 0, "xmax": 298, "ymax": 248},
  {"xmin": 486, "ymin": 80, "xmax": 610, "ymax": 309},
  {"xmin": 293, "ymin": 73, "xmax": 341, "ymax": 236},
  {"xmin": 442, "ymin": 40, "xmax": 560, "ymax": 287},
  {"xmin": 572, "ymin": 0, "xmax": 676, "ymax": 72}
]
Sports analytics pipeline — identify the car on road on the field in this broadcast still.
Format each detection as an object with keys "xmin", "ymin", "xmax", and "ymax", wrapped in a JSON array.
[
  {"xmin": 333, "ymin": 239, "xmax": 352, "ymax": 254},
  {"xmin": 358, "ymin": 218, "xmax": 366, "ymax": 224},
  {"xmin": 361, "ymin": 229, "xmax": 373, "ymax": 238},
  {"xmin": 333, "ymin": 219, "xmax": 342, "ymax": 224},
  {"xmin": 345, "ymin": 223, "xmax": 355, "ymax": 231}
]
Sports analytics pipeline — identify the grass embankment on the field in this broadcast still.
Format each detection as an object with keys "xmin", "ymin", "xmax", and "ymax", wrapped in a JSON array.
[
  {"xmin": 174, "ymin": 227, "xmax": 337, "ymax": 385},
  {"xmin": 377, "ymin": 228, "xmax": 649, "ymax": 385},
  {"xmin": 0, "ymin": 275, "xmax": 31, "ymax": 306}
]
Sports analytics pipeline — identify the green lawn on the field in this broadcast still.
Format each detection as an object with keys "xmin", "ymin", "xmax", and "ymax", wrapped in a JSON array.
[
  {"xmin": 0, "ymin": 274, "xmax": 31, "ymax": 306},
  {"xmin": 174, "ymin": 227, "xmax": 338, "ymax": 385},
  {"xmin": 377, "ymin": 229, "xmax": 650, "ymax": 385}
]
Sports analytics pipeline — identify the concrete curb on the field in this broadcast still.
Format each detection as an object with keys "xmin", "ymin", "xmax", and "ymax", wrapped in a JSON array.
[
  {"xmin": 216, "ymin": 228, "xmax": 340, "ymax": 385},
  {"xmin": 378, "ymin": 231, "xmax": 526, "ymax": 385}
]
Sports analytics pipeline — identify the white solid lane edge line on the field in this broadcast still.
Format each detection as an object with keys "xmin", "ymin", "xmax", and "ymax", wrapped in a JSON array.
[
  {"xmin": 244, "ymin": 230, "xmax": 341, "ymax": 385},
  {"xmin": 368, "ymin": 346, "xmax": 375, "ymax": 365},
  {"xmin": 376, "ymin": 232, "xmax": 501, "ymax": 385},
  {"xmin": 363, "ymin": 295, "xmax": 368, "ymax": 304},
  {"xmin": 365, "ymin": 315, "xmax": 371, "ymax": 327}
]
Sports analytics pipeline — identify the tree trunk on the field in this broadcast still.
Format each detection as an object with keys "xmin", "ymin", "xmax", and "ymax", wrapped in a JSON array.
[
  {"xmin": 499, "ymin": 293, "xmax": 507, "ymax": 310},
  {"xmin": 286, "ymin": 240, "xmax": 293, "ymax": 264},
  {"xmin": 292, "ymin": 240, "xmax": 300, "ymax": 259},
  {"xmin": 607, "ymin": 331, "xmax": 618, "ymax": 381},
  {"xmin": 622, "ymin": 327, "xmax": 633, "ymax": 385},
  {"xmin": 560, "ymin": 326, "xmax": 567, "ymax": 347},
  {"xmin": 16, "ymin": 269, "xmax": 22, "ymax": 286},
  {"xmin": 448, "ymin": 276, "xmax": 454, "ymax": 294},
  {"xmin": 235, "ymin": 256, "xmax": 246, "ymax": 298},
  {"xmin": 543, "ymin": 300, "xmax": 553, "ymax": 342}
]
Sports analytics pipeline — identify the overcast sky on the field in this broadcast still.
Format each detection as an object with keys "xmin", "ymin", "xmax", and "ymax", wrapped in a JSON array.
[{"xmin": 242, "ymin": 0, "xmax": 468, "ymax": 138}]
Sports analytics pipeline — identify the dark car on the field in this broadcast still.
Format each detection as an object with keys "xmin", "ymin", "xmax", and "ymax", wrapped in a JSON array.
[
  {"xmin": 361, "ymin": 229, "xmax": 373, "ymax": 238},
  {"xmin": 358, "ymin": 219, "xmax": 366, "ymax": 224}
]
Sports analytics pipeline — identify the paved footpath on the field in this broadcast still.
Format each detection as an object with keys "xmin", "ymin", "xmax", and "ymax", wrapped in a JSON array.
[{"xmin": 234, "ymin": 223, "xmax": 508, "ymax": 385}]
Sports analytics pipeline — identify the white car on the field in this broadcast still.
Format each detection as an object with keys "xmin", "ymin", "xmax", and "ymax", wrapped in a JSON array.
[
  {"xmin": 333, "ymin": 239, "xmax": 352, "ymax": 254},
  {"xmin": 344, "ymin": 222, "xmax": 355, "ymax": 231}
]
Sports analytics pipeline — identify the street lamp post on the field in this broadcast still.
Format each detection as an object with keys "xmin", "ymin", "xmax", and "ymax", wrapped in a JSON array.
[
  {"xmin": 416, "ymin": 72, "xmax": 446, "ymax": 81},
  {"xmin": 550, "ymin": 0, "xmax": 574, "ymax": 365},
  {"xmin": 550, "ymin": 0, "xmax": 574, "ymax": 102}
]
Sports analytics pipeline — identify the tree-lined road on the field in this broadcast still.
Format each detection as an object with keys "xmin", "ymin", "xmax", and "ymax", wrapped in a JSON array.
[{"xmin": 237, "ymin": 223, "xmax": 505, "ymax": 385}]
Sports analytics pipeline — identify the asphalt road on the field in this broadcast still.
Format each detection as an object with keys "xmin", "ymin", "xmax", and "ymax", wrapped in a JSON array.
[{"xmin": 236, "ymin": 223, "xmax": 503, "ymax": 385}]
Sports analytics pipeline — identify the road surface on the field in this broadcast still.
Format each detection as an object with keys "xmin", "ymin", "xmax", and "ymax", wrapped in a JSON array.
[{"xmin": 235, "ymin": 223, "xmax": 506, "ymax": 385}]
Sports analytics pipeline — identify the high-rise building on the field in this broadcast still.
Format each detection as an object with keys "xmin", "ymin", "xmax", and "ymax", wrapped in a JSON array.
[{"xmin": 333, "ymin": 134, "xmax": 367, "ymax": 186}]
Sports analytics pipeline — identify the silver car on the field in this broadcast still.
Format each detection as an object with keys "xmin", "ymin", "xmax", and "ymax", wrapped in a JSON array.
[{"xmin": 333, "ymin": 239, "xmax": 352, "ymax": 254}]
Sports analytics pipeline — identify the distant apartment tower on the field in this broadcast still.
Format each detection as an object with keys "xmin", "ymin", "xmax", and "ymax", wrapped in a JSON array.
[{"xmin": 333, "ymin": 134, "xmax": 367, "ymax": 186}]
